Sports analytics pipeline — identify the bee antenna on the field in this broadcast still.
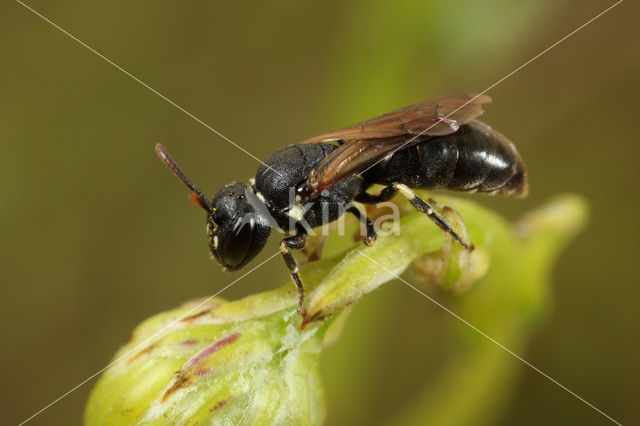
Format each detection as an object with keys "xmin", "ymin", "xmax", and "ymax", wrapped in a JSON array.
[{"xmin": 155, "ymin": 143, "xmax": 213, "ymax": 213}]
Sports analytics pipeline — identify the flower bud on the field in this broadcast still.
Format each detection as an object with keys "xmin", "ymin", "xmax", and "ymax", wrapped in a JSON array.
[{"xmin": 85, "ymin": 293, "xmax": 329, "ymax": 425}]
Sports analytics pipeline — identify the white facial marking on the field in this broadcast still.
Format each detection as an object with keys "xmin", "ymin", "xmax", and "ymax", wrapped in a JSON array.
[
  {"xmin": 213, "ymin": 235, "xmax": 219, "ymax": 249},
  {"xmin": 256, "ymin": 192, "xmax": 266, "ymax": 203}
]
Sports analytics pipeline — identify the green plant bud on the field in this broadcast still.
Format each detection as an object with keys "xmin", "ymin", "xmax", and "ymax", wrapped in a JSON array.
[
  {"xmin": 85, "ymin": 288, "xmax": 335, "ymax": 425},
  {"xmin": 87, "ymin": 194, "xmax": 587, "ymax": 425}
]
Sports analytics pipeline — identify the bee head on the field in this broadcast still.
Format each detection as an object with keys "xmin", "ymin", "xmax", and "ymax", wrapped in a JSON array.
[
  {"xmin": 155, "ymin": 144, "xmax": 271, "ymax": 271},
  {"xmin": 207, "ymin": 182, "xmax": 271, "ymax": 270}
]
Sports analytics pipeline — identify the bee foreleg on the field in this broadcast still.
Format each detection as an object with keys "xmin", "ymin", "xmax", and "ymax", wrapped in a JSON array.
[
  {"xmin": 392, "ymin": 183, "xmax": 474, "ymax": 250},
  {"xmin": 347, "ymin": 206, "xmax": 377, "ymax": 246},
  {"xmin": 280, "ymin": 233, "xmax": 307, "ymax": 315}
]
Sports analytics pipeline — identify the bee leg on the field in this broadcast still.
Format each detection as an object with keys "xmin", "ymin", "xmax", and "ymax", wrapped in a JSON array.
[
  {"xmin": 392, "ymin": 183, "xmax": 475, "ymax": 250},
  {"xmin": 354, "ymin": 185, "xmax": 398, "ymax": 204},
  {"xmin": 347, "ymin": 206, "xmax": 377, "ymax": 246},
  {"xmin": 280, "ymin": 233, "xmax": 308, "ymax": 315}
]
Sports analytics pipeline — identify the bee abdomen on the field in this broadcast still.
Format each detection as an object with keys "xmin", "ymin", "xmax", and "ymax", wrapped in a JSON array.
[
  {"xmin": 366, "ymin": 120, "xmax": 527, "ymax": 197},
  {"xmin": 444, "ymin": 120, "xmax": 527, "ymax": 197}
]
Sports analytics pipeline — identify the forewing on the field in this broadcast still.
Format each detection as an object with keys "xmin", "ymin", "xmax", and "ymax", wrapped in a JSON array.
[
  {"xmin": 304, "ymin": 93, "xmax": 491, "ymax": 191},
  {"xmin": 306, "ymin": 137, "xmax": 409, "ymax": 192},
  {"xmin": 301, "ymin": 93, "xmax": 491, "ymax": 144}
]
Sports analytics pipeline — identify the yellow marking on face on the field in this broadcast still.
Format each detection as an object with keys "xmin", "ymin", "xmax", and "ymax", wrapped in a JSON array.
[
  {"xmin": 207, "ymin": 218, "xmax": 218, "ymax": 250},
  {"xmin": 208, "ymin": 213, "xmax": 218, "ymax": 231}
]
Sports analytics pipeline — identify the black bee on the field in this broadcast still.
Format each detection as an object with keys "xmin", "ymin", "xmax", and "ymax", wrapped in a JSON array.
[{"xmin": 156, "ymin": 93, "xmax": 527, "ymax": 314}]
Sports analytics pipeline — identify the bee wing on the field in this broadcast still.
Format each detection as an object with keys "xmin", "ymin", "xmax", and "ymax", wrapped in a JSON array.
[
  {"xmin": 303, "ymin": 93, "xmax": 491, "ymax": 192},
  {"xmin": 301, "ymin": 93, "xmax": 491, "ymax": 144},
  {"xmin": 306, "ymin": 137, "xmax": 409, "ymax": 192}
]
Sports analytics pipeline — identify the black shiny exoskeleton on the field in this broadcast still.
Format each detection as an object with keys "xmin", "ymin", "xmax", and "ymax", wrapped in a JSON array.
[
  {"xmin": 156, "ymin": 93, "xmax": 527, "ymax": 316},
  {"xmin": 361, "ymin": 120, "xmax": 526, "ymax": 195}
]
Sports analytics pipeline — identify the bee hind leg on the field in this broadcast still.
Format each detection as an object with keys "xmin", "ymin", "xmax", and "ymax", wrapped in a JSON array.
[
  {"xmin": 354, "ymin": 185, "xmax": 398, "ymax": 204},
  {"xmin": 392, "ymin": 183, "xmax": 474, "ymax": 250}
]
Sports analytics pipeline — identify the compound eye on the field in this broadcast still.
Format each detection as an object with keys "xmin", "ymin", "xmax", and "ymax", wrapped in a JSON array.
[{"xmin": 221, "ymin": 215, "xmax": 255, "ymax": 268}]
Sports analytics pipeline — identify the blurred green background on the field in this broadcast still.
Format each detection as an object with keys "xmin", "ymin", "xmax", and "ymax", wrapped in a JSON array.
[{"xmin": 2, "ymin": 0, "xmax": 638, "ymax": 424}]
